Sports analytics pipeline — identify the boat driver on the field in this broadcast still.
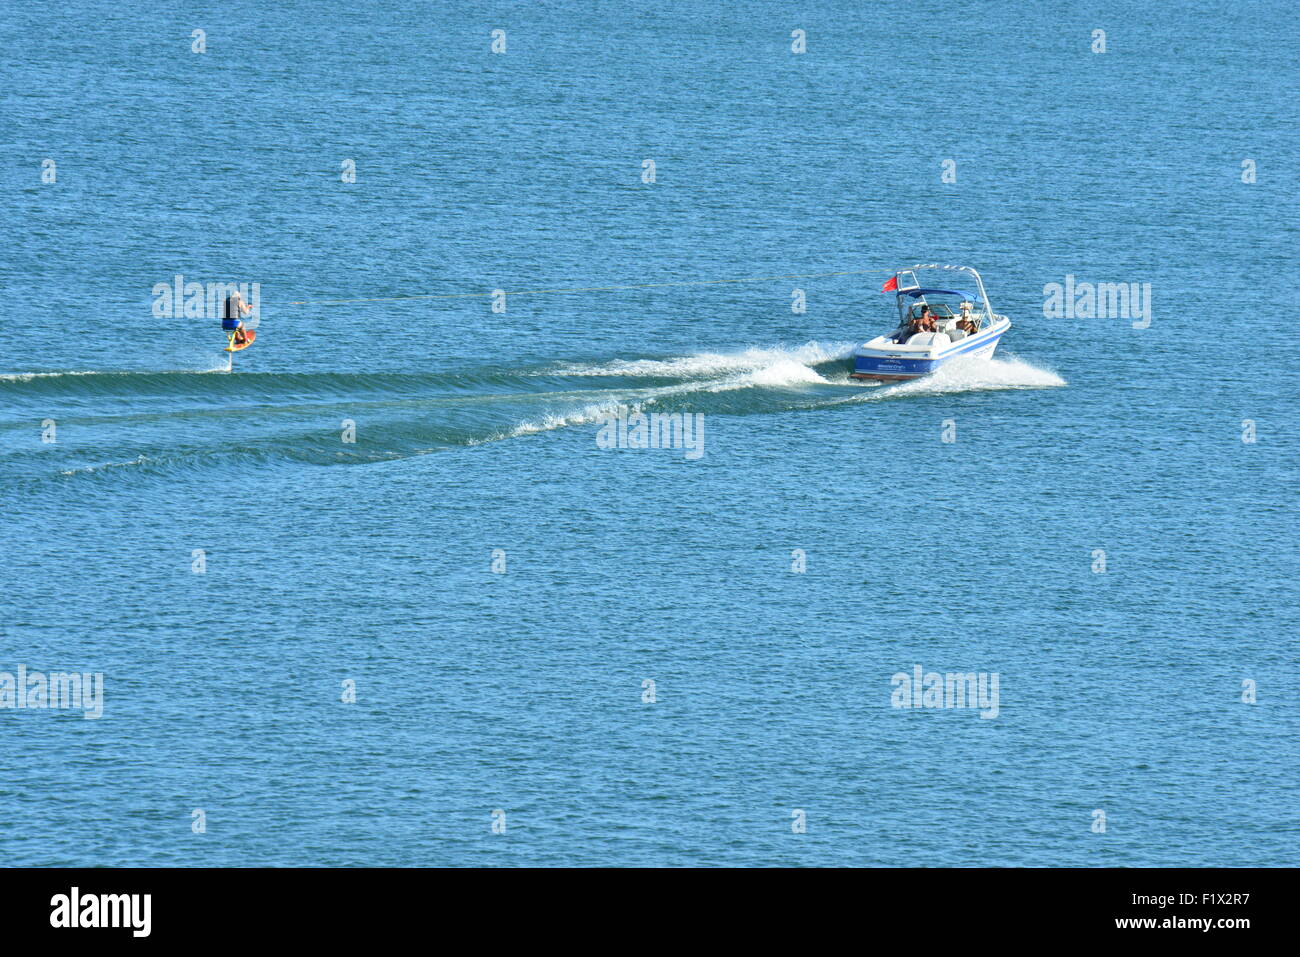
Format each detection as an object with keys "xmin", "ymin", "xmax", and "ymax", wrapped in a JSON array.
[
  {"xmin": 894, "ymin": 305, "xmax": 939, "ymax": 343},
  {"xmin": 905, "ymin": 305, "xmax": 937, "ymax": 341}
]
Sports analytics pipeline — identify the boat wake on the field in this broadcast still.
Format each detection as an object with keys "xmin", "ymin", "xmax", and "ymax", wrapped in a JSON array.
[
  {"xmin": 550, "ymin": 341, "xmax": 856, "ymax": 380},
  {"xmin": 869, "ymin": 354, "xmax": 1066, "ymax": 397},
  {"xmin": 1, "ymin": 344, "xmax": 1064, "ymax": 481}
]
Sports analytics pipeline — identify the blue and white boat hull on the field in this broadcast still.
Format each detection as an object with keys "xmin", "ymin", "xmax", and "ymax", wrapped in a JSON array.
[{"xmin": 851, "ymin": 318, "xmax": 1010, "ymax": 381}]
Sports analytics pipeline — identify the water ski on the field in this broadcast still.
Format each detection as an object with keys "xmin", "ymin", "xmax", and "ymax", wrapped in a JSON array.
[{"xmin": 224, "ymin": 329, "xmax": 256, "ymax": 353}]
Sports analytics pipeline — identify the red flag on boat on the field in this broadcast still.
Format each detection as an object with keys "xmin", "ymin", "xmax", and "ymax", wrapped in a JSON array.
[{"xmin": 881, "ymin": 276, "xmax": 898, "ymax": 292}]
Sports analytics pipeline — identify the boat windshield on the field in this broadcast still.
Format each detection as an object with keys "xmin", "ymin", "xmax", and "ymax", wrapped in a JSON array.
[
  {"xmin": 891, "ymin": 265, "xmax": 993, "ymax": 329},
  {"xmin": 906, "ymin": 301, "xmax": 956, "ymax": 320}
]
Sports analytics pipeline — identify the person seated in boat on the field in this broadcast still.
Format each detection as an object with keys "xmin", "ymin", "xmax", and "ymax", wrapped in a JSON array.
[
  {"xmin": 904, "ymin": 305, "xmax": 937, "ymax": 342},
  {"xmin": 221, "ymin": 288, "xmax": 252, "ymax": 345},
  {"xmin": 894, "ymin": 305, "xmax": 937, "ymax": 343},
  {"xmin": 895, "ymin": 314, "xmax": 920, "ymax": 343},
  {"xmin": 955, "ymin": 303, "xmax": 978, "ymax": 337}
]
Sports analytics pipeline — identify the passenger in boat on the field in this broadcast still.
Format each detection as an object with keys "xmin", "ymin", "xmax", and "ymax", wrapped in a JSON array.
[{"xmin": 955, "ymin": 303, "xmax": 978, "ymax": 337}]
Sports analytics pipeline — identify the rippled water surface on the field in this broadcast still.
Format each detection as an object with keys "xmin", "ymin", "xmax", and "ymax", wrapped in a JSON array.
[{"xmin": 1, "ymin": 0, "xmax": 1296, "ymax": 866}]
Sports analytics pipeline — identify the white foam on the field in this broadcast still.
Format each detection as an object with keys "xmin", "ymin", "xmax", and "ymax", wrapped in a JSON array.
[
  {"xmin": 59, "ymin": 455, "xmax": 150, "ymax": 476},
  {"xmin": 488, "ymin": 342, "xmax": 869, "ymax": 443},
  {"xmin": 554, "ymin": 341, "xmax": 857, "ymax": 379},
  {"xmin": 491, "ymin": 356, "xmax": 839, "ymax": 444},
  {"xmin": 1, "ymin": 362, "xmax": 233, "ymax": 381},
  {"xmin": 0, "ymin": 370, "xmax": 100, "ymax": 382},
  {"xmin": 487, "ymin": 398, "xmax": 640, "ymax": 442},
  {"xmin": 710, "ymin": 358, "xmax": 831, "ymax": 390},
  {"xmin": 879, "ymin": 355, "xmax": 1066, "ymax": 397}
]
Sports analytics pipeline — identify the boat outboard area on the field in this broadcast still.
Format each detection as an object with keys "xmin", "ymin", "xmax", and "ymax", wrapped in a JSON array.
[{"xmin": 851, "ymin": 264, "xmax": 1011, "ymax": 381}]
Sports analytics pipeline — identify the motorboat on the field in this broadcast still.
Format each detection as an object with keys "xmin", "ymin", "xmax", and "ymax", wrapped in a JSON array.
[{"xmin": 851, "ymin": 264, "xmax": 1011, "ymax": 381}]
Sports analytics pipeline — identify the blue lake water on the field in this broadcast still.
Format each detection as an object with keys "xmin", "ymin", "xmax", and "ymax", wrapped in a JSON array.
[{"xmin": 1, "ymin": 1, "xmax": 1296, "ymax": 866}]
